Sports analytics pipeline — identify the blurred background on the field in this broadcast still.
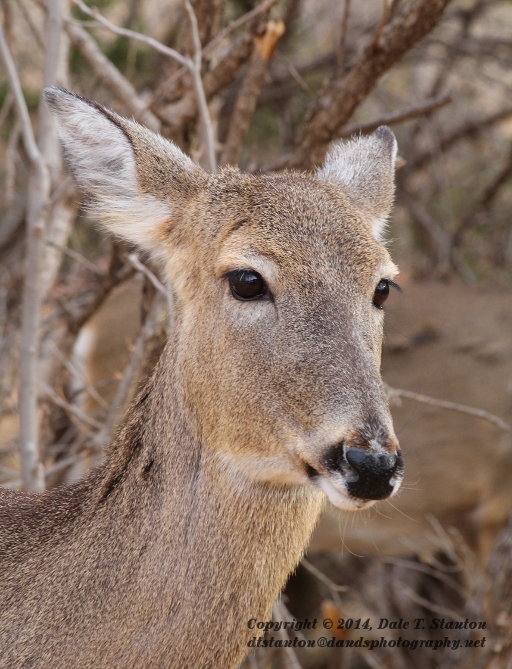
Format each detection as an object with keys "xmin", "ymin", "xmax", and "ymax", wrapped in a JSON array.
[{"xmin": 0, "ymin": 0, "xmax": 511, "ymax": 667}]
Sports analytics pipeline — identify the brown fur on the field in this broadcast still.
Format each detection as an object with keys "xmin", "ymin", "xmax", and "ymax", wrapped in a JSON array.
[{"xmin": 0, "ymin": 89, "xmax": 400, "ymax": 668}]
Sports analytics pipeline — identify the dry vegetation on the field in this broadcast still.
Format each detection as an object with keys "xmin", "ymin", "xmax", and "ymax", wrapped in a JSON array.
[{"xmin": 0, "ymin": 0, "xmax": 511, "ymax": 667}]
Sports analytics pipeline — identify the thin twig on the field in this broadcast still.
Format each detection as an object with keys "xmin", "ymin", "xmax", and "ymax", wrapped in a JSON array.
[
  {"xmin": 205, "ymin": 0, "xmax": 279, "ymax": 55},
  {"xmin": 17, "ymin": 0, "xmax": 46, "ymax": 51},
  {"xmin": 0, "ymin": 90, "xmax": 13, "ymax": 127},
  {"xmin": 64, "ymin": 17, "xmax": 160, "ymax": 131},
  {"xmin": 91, "ymin": 293, "xmax": 163, "ymax": 448},
  {"xmin": 40, "ymin": 382, "xmax": 103, "ymax": 431},
  {"xmin": 184, "ymin": 0, "xmax": 217, "ymax": 171},
  {"xmin": 148, "ymin": 0, "xmax": 279, "ymax": 107},
  {"xmin": 0, "ymin": 28, "xmax": 42, "ymax": 167},
  {"xmin": 71, "ymin": 0, "xmax": 216, "ymax": 171},
  {"xmin": 220, "ymin": 19, "xmax": 285, "ymax": 165},
  {"xmin": 71, "ymin": 0, "xmax": 188, "ymax": 65},
  {"xmin": 272, "ymin": 602, "xmax": 304, "ymax": 669},
  {"xmin": 401, "ymin": 585, "xmax": 466, "ymax": 622},
  {"xmin": 340, "ymin": 94, "xmax": 452, "ymax": 136},
  {"xmin": 125, "ymin": 254, "xmax": 167, "ymax": 296},
  {"xmin": 301, "ymin": 558, "xmax": 347, "ymax": 612},
  {"xmin": 46, "ymin": 241, "xmax": 104, "ymax": 276},
  {"xmin": 450, "ymin": 146, "xmax": 512, "ymax": 254},
  {"xmin": 48, "ymin": 342, "xmax": 109, "ymax": 410},
  {"xmin": 336, "ymin": 0, "xmax": 352, "ymax": 72},
  {"xmin": 387, "ymin": 385, "xmax": 511, "ymax": 432},
  {"xmin": 4, "ymin": 118, "xmax": 21, "ymax": 205},
  {"xmin": 407, "ymin": 106, "xmax": 512, "ymax": 173},
  {"xmin": 371, "ymin": 0, "xmax": 393, "ymax": 49},
  {"xmin": 44, "ymin": 450, "xmax": 96, "ymax": 477}
]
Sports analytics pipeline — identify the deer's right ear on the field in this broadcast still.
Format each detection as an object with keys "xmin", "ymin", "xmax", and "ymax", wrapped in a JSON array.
[
  {"xmin": 44, "ymin": 87, "xmax": 204, "ymax": 254},
  {"xmin": 317, "ymin": 126, "xmax": 397, "ymax": 242}
]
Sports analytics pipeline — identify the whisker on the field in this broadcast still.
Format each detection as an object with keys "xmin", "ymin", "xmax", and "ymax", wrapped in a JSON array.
[
  {"xmin": 337, "ymin": 511, "xmax": 365, "ymax": 558},
  {"xmin": 383, "ymin": 498, "xmax": 418, "ymax": 524}
]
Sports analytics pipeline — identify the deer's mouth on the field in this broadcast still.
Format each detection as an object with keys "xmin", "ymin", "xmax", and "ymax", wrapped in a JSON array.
[
  {"xmin": 304, "ymin": 450, "xmax": 403, "ymax": 511},
  {"xmin": 305, "ymin": 464, "xmax": 374, "ymax": 510}
]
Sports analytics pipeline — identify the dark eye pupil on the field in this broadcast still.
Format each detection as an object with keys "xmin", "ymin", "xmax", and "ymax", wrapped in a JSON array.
[
  {"xmin": 373, "ymin": 279, "xmax": 389, "ymax": 309},
  {"xmin": 228, "ymin": 270, "xmax": 266, "ymax": 300}
]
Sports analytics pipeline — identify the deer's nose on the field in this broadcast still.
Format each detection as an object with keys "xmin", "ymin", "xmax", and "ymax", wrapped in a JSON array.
[
  {"xmin": 324, "ymin": 443, "xmax": 402, "ymax": 501},
  {"xmin": 345, "ymin": 446, "xmax": 400, "ymax": 500}
]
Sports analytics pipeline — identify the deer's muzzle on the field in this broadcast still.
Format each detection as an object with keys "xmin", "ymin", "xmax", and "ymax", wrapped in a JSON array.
[
  {"xmin": 306, "ymin": 438, "xmax": 403, "ymax": 509},
  {"xmin": 329, "ymin": 441, "xmax": 403, "ymax": 500}
]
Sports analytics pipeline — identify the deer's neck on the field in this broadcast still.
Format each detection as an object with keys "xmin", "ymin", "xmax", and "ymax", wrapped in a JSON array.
[
  {"xmin": 95, "ymin": 351, "xmax": 324, "ymax": 666},
  {"xmin": 2, "ymin": 344, "xmax": 323, "ymax": 668}
]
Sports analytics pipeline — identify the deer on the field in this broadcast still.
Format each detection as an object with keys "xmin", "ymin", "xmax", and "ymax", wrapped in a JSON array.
[
  {"xmin": 65, "ymin": 276, "xmax": 512, "ymax": 563},
  {"xmin": 0, "ymin": 87, "xmax": 403, "ymax": 669}
]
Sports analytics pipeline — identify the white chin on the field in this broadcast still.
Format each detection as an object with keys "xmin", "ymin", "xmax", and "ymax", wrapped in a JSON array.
[{"xmin": 317, "ymin": 476, "xmax": 375, "ymax": 511}]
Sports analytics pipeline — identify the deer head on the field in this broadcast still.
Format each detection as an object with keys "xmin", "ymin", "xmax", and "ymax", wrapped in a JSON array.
[{"xmin": 45, "ymin": 87, "xmax": 403, "ymax": 511}]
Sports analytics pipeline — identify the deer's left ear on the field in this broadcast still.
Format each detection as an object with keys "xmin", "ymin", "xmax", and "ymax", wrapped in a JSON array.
[
  {"xmin": 317, "ymin": 126, "xmax": 397, "ymax": 241},
  {"xmin": 44, "ymin": 87, "xmax": 206, "ymax": 255}
]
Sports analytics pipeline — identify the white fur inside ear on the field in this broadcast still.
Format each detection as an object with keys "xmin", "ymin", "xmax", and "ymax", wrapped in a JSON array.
[
  {"xmin": 46, "ymin": 88, "xmax": 172, "ymax": 251},
  {"xmin": 97, "ymin": 194, "xmax": 172, "ymax": 253},
  {"xmin": 371, "ymin": 217, "xmax": 388, "ymax": 243},
  {"xmin": 51, "ymin": 93, "xmax": 139, "ymax": 199},
  {"xmin": 317, "ymin": 127, "xmax": 398, "ymax": 243}
]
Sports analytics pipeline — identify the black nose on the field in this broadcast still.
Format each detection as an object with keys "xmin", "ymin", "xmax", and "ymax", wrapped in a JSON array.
[
  {"xmin": 323, "ymin": 443, "xmax": 402, "ymax": 501},
  {"xmin": 345, "ymin": 446, "xmax": 400, "ymax": 500}
]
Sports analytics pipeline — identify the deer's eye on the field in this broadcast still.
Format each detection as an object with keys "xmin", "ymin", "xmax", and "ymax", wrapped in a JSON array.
[
  {"xmin": 373, "ymin": 279, "xmax": 390, "ymax": 309},
  {"xmin": 226, "ymin": 270, "xmax": 268, "ymax": 301},
  {"xmin": 373, "ymin": 278, "xmax": 401, "ymax": 309}
]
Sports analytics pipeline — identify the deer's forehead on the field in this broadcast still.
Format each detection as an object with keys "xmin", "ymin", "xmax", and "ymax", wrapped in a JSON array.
[
  {"xmin": 206, "ymin": 172, "xmax": 357, "ymax": 225},
  {"xmin": 216, "ymin": 227, "xmax": 386, "ymax": 290},
  {"xmin": 204, "ymin": 179, "xmax": 387, "ymax": 284}
]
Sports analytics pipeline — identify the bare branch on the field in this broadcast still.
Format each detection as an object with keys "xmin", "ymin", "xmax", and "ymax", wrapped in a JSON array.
[
  {"xmin": 0, "ymin": 23, "xmax": 49, "ymax": 491},
  {"xmin": 406, "ymin": 107, "xmax": 512, "ymax": 173},
  {"xmin": 4, "ymin": 118, "xmax": 21, "ymax": 205},
  {"xmin": 91, "ymin": 294, "xmax": 164, "ymax": 449},
  {"xmin": 387, "ymin": 385, "xmax": 511, "ymax": 433},
  {"xmin": 155, "ymin": 30, "xmax": 254, "ymax": 130},
  {"xmin": 66, "ymin": 255, "xmax": 135, "ymax": 336},
  {"xmin": 40, "ymin": 382, "xmax": 103, "ymax": 432},
  {"xmin": 148, "ymin": 0, "xmax": 279, "ymax": 108},
  {"xmin": 336, "ymin": 0, "xmax": 352, "ymax": 73},
  {"xmin": 340, "ymin": 94, "xmax": 452, "ymax": 136},
  {"xmin": 0, "ymin": 89, "xmax": 13, "ymax": 128},
  {"xmin": 272, "ymin": 601, "xmax": 304, "ymax": 669},
  {"xmin": 48, "ymin": 342, "xmax": 109, "ymax": 411},
  {"xmin": 450, "ymin": 146, "xmax": 512, "ymax": 254},
  {"xmin": 371, "ymin": 0, "xmax": 393, "ymax": 51},
  {"xmin": 184, "ymin": 0, "xmax": 217, "ymax": 171},
  {"xmin": 301, "ymin": 558, "xmax": 348, "ymax": 610},
  {"xmin": 71, "ymin": 0, "xmax": 189, "ymax": 66},
  {"xmin": 206, "ymin": 0, "xmax": 279, "ymax": 55},
  {"xmin": 71, "ymin": 0, "xmax": 216, "ymax": 170},
  {"xmin": 220, "ymin": 20, "xmax": 285, "ymax": 166},
  {"xmin": 17, "ymin": 0, "xmax": 45, "ymax": 52},
  {"xmin": 0, "ymin": 26, "xmax": 43, "ymax": 167},
  {"xmin": 46, "ymin": 240, "xmax": 104, "ymax": 276},
  {"xmin": 125, "ymin": 254, "xmax": 167, "ymax": 296},
  {"xmin": 287, "ymin": 0, "xmax": 454, "ymax": 169},
  {"xmin": 38, "ymin": 0, "xmax": 65, "ymax": 161},
  {"xmin": 65, "ymin": 18, "xmax": 161, "ymax": 131}
]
